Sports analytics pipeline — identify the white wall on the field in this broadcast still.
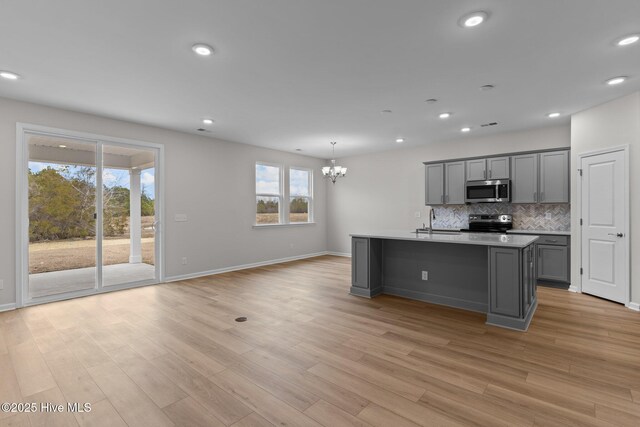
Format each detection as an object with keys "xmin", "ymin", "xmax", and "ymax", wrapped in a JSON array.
[
  {"xmin": 570, "ymin": 92, "xmax": 640, "ymax": 306},
  {"xmin": 0, "ymin": 97, "xmax": 327, "ymax": 307},
  {"xmin": 326, "ymin": 125, "xmax": 571, "ymax": 254}
]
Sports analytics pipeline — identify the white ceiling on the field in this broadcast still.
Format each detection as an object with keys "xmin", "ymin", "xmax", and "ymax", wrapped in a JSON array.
[{"xmin": 1, "ymin": 0, "xmax": 639, "ymax": 158}]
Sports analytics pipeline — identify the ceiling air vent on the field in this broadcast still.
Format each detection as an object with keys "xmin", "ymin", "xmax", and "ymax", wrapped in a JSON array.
[{"xmin": 480, "ymin": 122, "xmax": 498, "ymax": 127}]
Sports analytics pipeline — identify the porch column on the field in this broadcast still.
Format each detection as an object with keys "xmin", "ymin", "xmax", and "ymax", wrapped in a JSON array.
[{"xmin": 129, "ymin": 169, "xmax": 142, "ymax": 264}]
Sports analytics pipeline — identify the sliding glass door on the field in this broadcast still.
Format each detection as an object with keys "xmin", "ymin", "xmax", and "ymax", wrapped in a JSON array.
[
  {"xmin": 27, "ymin": 134, "xmax": 98, "ymax": 298},
  {"xmin": 21, "ymin": 127, "xmax": 162, "ymax": 305},
  {"xmin": 102, "ymin": 143, "xmax": 157, "ymax": 287}
]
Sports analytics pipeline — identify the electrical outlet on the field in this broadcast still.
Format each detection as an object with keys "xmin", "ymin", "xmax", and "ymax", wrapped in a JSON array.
[
  {"xmin": 545, "ymin": 212, "xmax": 552, "ymax": 219},
  {"xmin": 181, "ymin": 257, "xmax": 188, "ymax": 265},
  {"xmin": 0, "ymin": 279, "xmax": 3, "ymax": 290},
  {"xmin": 421, "ymin": 271, "xmax": 429, "ymax": 281},
  {"xmin": 414, "ymin": 211, "xmax": 421, "ymax": 218}
]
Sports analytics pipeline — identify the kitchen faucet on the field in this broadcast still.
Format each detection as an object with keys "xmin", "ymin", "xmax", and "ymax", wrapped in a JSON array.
[
  {"xmin": 428, "ymin": 208, "xmax": 436, "ymax": 234},
  {"xmin": 420, "ymin": 208, "xmax": 436, "ymax": 234}
]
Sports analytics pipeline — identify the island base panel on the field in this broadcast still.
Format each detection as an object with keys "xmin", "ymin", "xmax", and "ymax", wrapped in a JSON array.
[
  {"xmin": 487, "ymin": 299, "xmax": 537, "ymax": 331},
  {"xmin": 382, "ymin": 240, "xmax": 488, "ymax": 312}
]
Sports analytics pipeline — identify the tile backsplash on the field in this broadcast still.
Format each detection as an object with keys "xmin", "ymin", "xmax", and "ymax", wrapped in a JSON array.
[{"xmin": 432, "ymin": 203, "xmax": 570, "ymax": 231}]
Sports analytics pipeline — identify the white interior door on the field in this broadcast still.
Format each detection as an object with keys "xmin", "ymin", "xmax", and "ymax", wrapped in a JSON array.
[{"xmin": 580, "ymin": 149, "xmax": 628, "ymax": 304}]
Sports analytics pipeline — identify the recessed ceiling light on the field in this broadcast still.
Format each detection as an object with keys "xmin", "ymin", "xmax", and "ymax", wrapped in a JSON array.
[
  {"xmin": 439, "ymin": 112, "xmax": 452, "ymax": 119},
  {"xmin": 192, "ymin": 43, "xmax": 214, "ymax": 56},
  {"xmin": 459, "ymin": 11, "xmax": 488, "ymax": 28},
  {"xmin": 461, "ymin": 127, "xmax": 471, "ymax": 133},
  {"xmin": 606, "ymin": 76, "xmax": 627, "ymax": 85},
  {"xmin": 547, "ymin": 112, "xmax": 561, "ymax": 118},
  {"xmin": 58, "ymin": 144, "xmax": 67, "ymax": 148},
  {"xmin": 425, "ymin": 98, "xmax": 438, "ymax": 104},
  {"xmin": 617, "ymin": 34, "xmax": 639, "ymax": 46},
  {"xmin": 202, "ymin": 118, "xmax": 214, "ymax": 125},
  {"xmin": 0, "ymin": 70, "xmax": 20, "ymax": 80},
  {"xmin": 395, "ymin": 138, "xmax": 404, "ymax": 143}
]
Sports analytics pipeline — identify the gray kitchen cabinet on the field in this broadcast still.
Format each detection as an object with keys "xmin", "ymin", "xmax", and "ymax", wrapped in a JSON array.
[
  {"xmin": 509, "ymin": 233, "xmax": 571, "ymax": 286},
  {"xmin": 352, "ymin": 238, "xmax": 369, "ymax": 289},
  {"xmin": 424, "ymin": 147, "xmax": 570, "ymax": 205},
  {"xmin": 487, "ymin": 156, "xmax": 510, "ymax": 180},
  {"xmin": 522, "ymin": 244, "xmax": 536, "ymax": 315},
  {"xmin": 537, "ymin": 244, "xmax": 569, "ymax": 282},
  {"xmin": 511, "ymin": 153, "xmax": 538, "ymax": 203},
  {"xmin": 350, "ymin": 237, "xmax": 382, "ymax": 298},
  {"xmin": 466, "ymin": 159, "xmax": 487, "ymax": 181},
  {"xmin": 489, "ymin": 247, "xmax": 521, "ymax": 317},
  {"xmin": 539, "ymin": 150, "xmax": 569, "ymax": 203},
  {"xmin": 444, "ymin": 161, "xmax": 465, "ymax": 204},
  {"xmin": 425, "ymin": 163, "xmax": 444, "ymax": 205}
]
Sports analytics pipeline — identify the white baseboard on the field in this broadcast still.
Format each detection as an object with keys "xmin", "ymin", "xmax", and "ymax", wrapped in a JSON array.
[
  {"xmin": 626, "ymin": 302, "xmax": 640, "ymax": 312},
  {"xmin": 165, "ymin": 251, "xmax": 330, "ymax": 283},
  {"xmin": 568, "ymin": 285, "xmax": 580, "ymax": 293},
  {"xmin": 328, "ymin": 251, "xmax": 351, "ymax": 257},
  {"xmin": 0, "ymin": 303, "xmax": 17, "ymax": 313}
]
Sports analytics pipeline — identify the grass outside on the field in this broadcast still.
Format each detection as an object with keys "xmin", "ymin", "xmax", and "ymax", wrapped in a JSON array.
[
  {"xmin": 29, "ymin": 217, "xmax": 157, "ymax": 274},
  {"xmin": 29, "ymin": 238, "xmax": 155, "ymax": 274},
  {"xmin": 257, "ymin": 213, "xmax": 309, "ymax": 224}
]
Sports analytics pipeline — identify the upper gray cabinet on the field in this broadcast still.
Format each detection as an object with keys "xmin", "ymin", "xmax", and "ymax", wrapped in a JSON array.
[
  {"xmin": 487, "ymin": 157, "xmax": 510, "ymax": 180},
  {"xmin": 539, "ymin": 150, "xmax": 569, "ymax": 203},
  {"xmin": 466, "ymin": 159, "xmax": 487, "ymax": 181},
  {"xmin": 512, "ymin": 150, "xmax": 569, "ymax": 204},
  {"xmin": 425, "ymin": 148, "xmax": 569, "ymax": 205},
  {"xmin": 444, "ymin": 161, "xmax": 465, "ymax": 204},
  {"xmin": 425, "ymin": 163, "xmax": 444, "ymax": 205},
  {"xmin": 512, "ymin": 154, "xmax": 538, "ymax": 203}
]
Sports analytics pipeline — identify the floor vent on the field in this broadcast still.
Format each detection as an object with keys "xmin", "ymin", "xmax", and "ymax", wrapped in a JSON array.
[{"xmin": 235, "ymin": 317, "xmax": 248, "ymax": 322}]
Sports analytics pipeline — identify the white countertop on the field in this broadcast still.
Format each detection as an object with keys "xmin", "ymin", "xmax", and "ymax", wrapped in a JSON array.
[
  {"xmin": 507, "ymin": 229, "xmax": 571, "ymax": 236},
  {"xmin": 350, "ymin": 230, "xmax": 538, "ymax": 248}
]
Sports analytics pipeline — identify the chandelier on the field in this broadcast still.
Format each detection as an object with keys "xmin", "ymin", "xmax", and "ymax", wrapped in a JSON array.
[{"xmin": 322, "ymin": 141, "xmax": 347, "ymax": 184}]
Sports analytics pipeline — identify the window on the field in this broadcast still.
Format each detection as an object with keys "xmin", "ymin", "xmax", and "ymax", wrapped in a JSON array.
[
  {"xmin": 289, "ymin": 168, "xmax": 312, "ymax": 223},
  {"xmin": 255, "ymin": 163, "xmax": 313, "ymax": 226},
  {"xmin": 256, "ymin": 163, "xmax": 282, "ymax": 224}
]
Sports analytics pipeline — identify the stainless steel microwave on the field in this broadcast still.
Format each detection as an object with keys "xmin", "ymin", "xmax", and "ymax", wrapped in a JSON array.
[{"xmin": 465, "ymin": 180, "xmax": 511, "ymax": 203}]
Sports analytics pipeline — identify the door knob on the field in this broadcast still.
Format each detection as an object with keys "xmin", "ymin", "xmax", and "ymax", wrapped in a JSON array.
[{"xmin": 608, "ymin": 233, "xmax": 624, "ymax": 237}]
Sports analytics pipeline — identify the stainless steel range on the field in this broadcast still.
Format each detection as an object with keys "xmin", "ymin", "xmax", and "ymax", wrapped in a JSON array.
[{"xmin": 460, "ymin": 214, "xmax": 512, "ymax": 233}]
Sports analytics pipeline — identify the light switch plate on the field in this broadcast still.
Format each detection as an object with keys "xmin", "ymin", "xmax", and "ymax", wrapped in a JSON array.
[{"xmin": 174, "ymin": 214, "xmax": 188, "ymax": 222}]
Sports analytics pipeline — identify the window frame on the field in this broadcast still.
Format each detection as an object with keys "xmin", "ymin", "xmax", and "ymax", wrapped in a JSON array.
[
  {"xmin": 255, "ymin": 162, "xmax": 284, "ymax": 225},
  {"xmin": 254, "ymin": 162, "xmax": 315, "ymax": 227},
  {"xmin": 288, "ymin": 166, "xmax": 313, "ymax": 224}
]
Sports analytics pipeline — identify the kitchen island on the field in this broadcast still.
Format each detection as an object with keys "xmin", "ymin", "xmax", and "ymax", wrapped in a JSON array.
[{"xmin": 350, "ymin": 231, "xmax": 539, "ymax": 331}]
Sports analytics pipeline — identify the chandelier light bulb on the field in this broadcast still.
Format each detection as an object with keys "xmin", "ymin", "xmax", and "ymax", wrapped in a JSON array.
[{"xmin": 322, "ymin": 142, "xmax": 347, "ymax": 184}]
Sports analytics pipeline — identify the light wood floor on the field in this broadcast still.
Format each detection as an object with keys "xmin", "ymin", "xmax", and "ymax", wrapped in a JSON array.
[{"xmin": 1, "ymin": 255, "xmax": 639, "ymax": 427}]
